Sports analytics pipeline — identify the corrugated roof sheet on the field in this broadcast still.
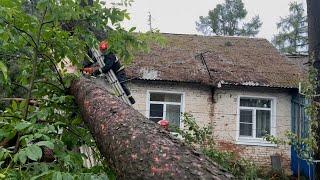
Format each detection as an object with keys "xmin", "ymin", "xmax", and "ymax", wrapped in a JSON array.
[
  {"xmin": 286, "ymin": 54, "xmax": 309, "ymax": 73},
  {"xmin": 126, "ymin": 33, "xmax": 305, "ymax": 88}
]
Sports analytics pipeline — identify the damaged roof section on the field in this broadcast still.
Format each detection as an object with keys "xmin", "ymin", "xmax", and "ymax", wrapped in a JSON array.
[
  {"xmin": 285, "ymin": 54, "xmax": 309, "ymax": 73},
  {"xmin": 126, "ymin": 33, "xmax": 305, "ymax": 88}
]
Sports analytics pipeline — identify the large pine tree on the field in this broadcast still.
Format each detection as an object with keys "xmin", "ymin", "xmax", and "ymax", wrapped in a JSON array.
[
  {"xmin": 272, "ymin": 2, "xmax": 308, "ymax": 54},
  {"xmin": 196, "ymin": 0, "xmax": 262, "ymax": 37}
]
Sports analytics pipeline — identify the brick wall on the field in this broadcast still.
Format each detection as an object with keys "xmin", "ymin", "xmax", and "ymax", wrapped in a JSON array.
[
  {"xmin": 128, "ymin": 81, "xmax": 291, "ymax": 170},
  {"xmin": 213, "ymin": 88, "xmax": 291, "ymax": 170},
  {"xmin": 127, "ymin": 81, "xmax": 213, "ymax": 127}
]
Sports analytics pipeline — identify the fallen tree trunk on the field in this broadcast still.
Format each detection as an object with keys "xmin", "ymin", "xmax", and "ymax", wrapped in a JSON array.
[{"xmin": 70, "ymin": 77, "xmax": 232, "ymax": 179}]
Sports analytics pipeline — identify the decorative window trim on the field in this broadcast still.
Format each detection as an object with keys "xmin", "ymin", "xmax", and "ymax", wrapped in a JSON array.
[
  {"xmin": 236, "ymin": 95, "xmax": 277, "ymax": 147},
  {"xmin": 146, "ymin": 90, "xmax": 185, "ymax": 128}
]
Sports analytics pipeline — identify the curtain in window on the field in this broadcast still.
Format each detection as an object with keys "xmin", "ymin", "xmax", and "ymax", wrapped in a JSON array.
[
  {"xmin": 256, "ymin": 110, "xmax": 271, "ymax": 137},
  {"xmin": 166, "ymin": 104, "xmax": 180, "ymax": 127}
]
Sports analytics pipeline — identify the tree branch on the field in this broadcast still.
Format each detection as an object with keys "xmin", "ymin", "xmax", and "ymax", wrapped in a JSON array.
[
  {"xmin": 0, "ymin": 17, "xmax": 37, "ymax": 48},
  {"xmin": 21, "ymin": 7, "xmax": 49, "ymax": 155},
  {"xmin": 11, "ymin": 82, "xmax": 29, "ymax": 91},
  {"xmin": 39, "ymin": 53, "xmax": 66, "ymax": 91},
  {"xmin": 38, "ymin": 6, "xmax": 48, "ymax": 38},
  {"xmin": 0, "ymin": 115, "xmax": 22, "ymax": 119},
  {"xmin": 34, "ymin": 80, "xmax": 64, "ymax": 92},
  {"xmin": 0, "ymin": 53, "xmax": 32, "ymax": 61},
  {"xmin": 0, "ymin": 98, "xmax": 38, "ymax": 106}
]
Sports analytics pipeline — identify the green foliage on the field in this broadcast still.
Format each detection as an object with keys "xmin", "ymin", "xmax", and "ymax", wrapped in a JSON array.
[
  {"xmin": 263, "ymin": 133, "xmax": 287, "ymax": 145},
  {"xmin": 301, "ymin": 59, "xmax": 318, "ymax": 165},
  {"xmin": 196, "ymin": 0, "xmax": 262, "ymax": 37},
  {"xmin": 174, "ymin": 113, "xmax": 214, "ymax": 148},
  {"xmin": 0, "ymin": 0, "xmax": 157, "ymax": 179},
  {"xmin": 264, "ymin": 66, "xmax": 317, "ymax": 176},
  {"xmin": 107, "ymin": 29, "xmax": 166, "ymax": 64},
  {"xmin": 264, "ymin": 131, "xmax": 315, "ymax": 163},
  {"xmin": 265, "ymin": 169, "xmax": 290, "ymax": 180},
  {"xmin": 287, "ymin": 132, "xmax": 315, "ymax": 162},
  {"xmin": 178, "ymin": 113, "xmax": 259, "ymax": 179},
  {"xmin": 261, "ymin": 60, "xmax": 319, "ymax": 180},
  {"xmin": 204, "ymin": 149, "xmax": 259, "ymax": 179},
  {"xmin": 272, "ymin": 2, "xmax": 308, "ymax": 54},
  {"xmin": 0, "ymin": 61, "xmax": 8, "ymax": 82}
]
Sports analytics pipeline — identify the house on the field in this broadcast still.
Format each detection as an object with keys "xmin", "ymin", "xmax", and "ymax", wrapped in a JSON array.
[{"xmin": 125, "ymin": 33, "xmax": 305, "ymax": 170}]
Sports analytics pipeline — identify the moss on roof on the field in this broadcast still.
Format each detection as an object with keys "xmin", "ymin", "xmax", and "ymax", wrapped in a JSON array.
[{"xmin": 126, "ymin": 33, "xmax": 305, "ymax": 88}]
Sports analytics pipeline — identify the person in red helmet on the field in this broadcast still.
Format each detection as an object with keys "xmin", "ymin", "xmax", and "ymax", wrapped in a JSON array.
[
  {"xmin": 83, "ymin": 41, "xmax": 135, "ymax": 105},
  {"xmin": 99, "ymin": 41, "xmax": 108, "ymax": 51}
]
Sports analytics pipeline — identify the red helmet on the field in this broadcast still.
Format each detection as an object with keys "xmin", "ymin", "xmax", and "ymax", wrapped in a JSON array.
[
  {"xmin": 158, "ymin": 119, "xmax": 169, "ymax": 129},
  {"xmin": 99, "ymin": 41, "xmax": 108, "ymax": 52}
]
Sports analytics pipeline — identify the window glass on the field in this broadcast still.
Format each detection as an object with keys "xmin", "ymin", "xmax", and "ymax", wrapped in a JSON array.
[
  {"xmin": 256, "ymin": 110, "xmax": 271, "ymax": 138},
  {"xmin": 150, "ymin": 104, "xmax": 163, "ymax": 118},
  {"xmin": 166, "ymin": 104, "xmax": 181, "ymax": 127},
  {"xmin": 240, "ymin": 124, "xmax": 253, "ymax": 136},
  {"xmin": 240, "ymin": 98, "xmax": 271, "ymax": 108},
  {"xmin": 150, "ymin": 93, "xmax": 165, "ymax": 101},
  {"xmin": 148, "ymin": 92, "xmax": 183, "ymax": 127},
  {"xmin": 149, "ymin": 117, "xmax": 162, "ymax": 123},
  {"xmin": 150, "ymin": 93, "xmax": 181, "ymax": 102},
  {"xmin": 239, "ymin": 110, "xmax": 253, "ymax": 137},
  {"xmin": 239, "ymin": 97, "xmax": 273, "ymax": 139},
  {"xmin": 240, "ymin": 110, "xmax": 252, "ymax": 123}
]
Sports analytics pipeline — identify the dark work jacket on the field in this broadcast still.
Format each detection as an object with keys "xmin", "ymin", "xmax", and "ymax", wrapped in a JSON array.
[
  {"xmin": 83, "ymin": 50, "xmax": 131, "ymax": 98},
  {"xmin": 98, "ymin": 53, "xmax": 129, "ymax": 95},
  {"xmin": 83, "ymin": 50, "xmax": 123, "ymax": 73},
  {"xmin": 101, "ymin": 53, "xmax": 124, "ymax": 73}
]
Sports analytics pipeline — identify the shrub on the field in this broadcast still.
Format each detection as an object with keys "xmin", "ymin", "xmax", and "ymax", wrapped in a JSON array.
[{"xmin": 176, "ymin": 113, "xmax": 259, "ymax": 179}]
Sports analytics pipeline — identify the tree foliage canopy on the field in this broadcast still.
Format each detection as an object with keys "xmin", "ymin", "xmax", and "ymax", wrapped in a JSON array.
[
  {"xmin": 0, "ymin": 0, "xmax": 158, "ymax": 179},
  {"xmin": 196, "ymin": 0, "xmax": 262, "ymax": 37},
  {"xmin": 272, "ymin": 2, "xmax": 308, "ymax": 54}
]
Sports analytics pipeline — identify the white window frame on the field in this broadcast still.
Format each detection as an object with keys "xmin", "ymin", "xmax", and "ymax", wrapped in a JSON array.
[
  {"xmin": 146, "ymin": 90, "xmax": 185, "ymax": 129},
  {"xmin": 236, "ymin": 95, "xmax": 277, "ymax": 147}
]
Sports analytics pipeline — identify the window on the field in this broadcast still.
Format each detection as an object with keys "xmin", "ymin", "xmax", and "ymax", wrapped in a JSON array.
[
  {"xmin": 147, "ymin": 92, "xmax": 183, "ymax": 127},
  {"xmin": 292, "ymin": 96, "xmax": 309, "ymax": 138},
  {"xmin": 238, "ymin": 97, "xmax": 275, "ymax": 143}
]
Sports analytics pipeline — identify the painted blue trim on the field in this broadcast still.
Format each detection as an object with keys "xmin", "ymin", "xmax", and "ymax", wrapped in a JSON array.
[{"xmin": 291, "ymin": 94, "xmax": 314, "ymax": 179}]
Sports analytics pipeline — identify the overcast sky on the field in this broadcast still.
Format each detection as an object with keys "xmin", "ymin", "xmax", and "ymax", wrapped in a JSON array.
[{"xmin": 110, "ymin": 0, "xmax": 307, "ymax": 41}]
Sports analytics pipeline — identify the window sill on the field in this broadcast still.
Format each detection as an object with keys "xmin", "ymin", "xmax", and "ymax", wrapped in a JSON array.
[{"xmin": 236, "ymin": 138, "xmax": 277, "ymax": 147}]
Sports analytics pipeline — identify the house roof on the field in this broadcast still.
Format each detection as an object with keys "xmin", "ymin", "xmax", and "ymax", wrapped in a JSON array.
[
  {"xmin": 286, "ymin": 54, "xmax": 309, "ymax": 73},
  {"xmin": 126, "ymin": 33, "xmax": 305, "ymax": 88}
]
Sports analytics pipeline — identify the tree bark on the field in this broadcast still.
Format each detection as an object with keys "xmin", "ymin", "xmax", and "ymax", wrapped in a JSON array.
[
  {"xmin": 307, "ymin": 0, "xmax": 320, "ymax": 178},
  {"xmin": 70, "ymin": 78, "xmax": 232, "ymax": 180}
]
